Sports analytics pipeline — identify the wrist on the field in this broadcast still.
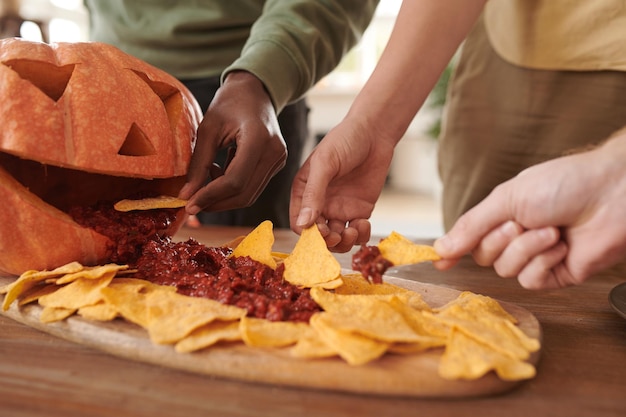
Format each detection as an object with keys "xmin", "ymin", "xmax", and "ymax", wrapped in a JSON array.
[
  {"xmin": 223, "ymin": 70, "xmax": 260, "ymax": 85},
  {"xmin": 343, "ymin": 107, "xmax": 405, "ymax": 149},
  {"xmin": 221, "ymin": 70, "xmax": 275, "ymax": 109},
  {"xmin": 600, "ymin": 127, "xmax": 626, "ymax": 166}
]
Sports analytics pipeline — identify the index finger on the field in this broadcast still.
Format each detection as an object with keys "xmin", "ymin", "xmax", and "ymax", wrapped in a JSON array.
[
  {"xmin": 289, "ymin": 156, "xmax": 336, "ymax": 233},
  {"xmin": 178, "ymin": 122, "xmax": 221, "ymax": 201},
  {"xmin": 435, "ymin": 183, "xmax": 515, "ymax": 258}
]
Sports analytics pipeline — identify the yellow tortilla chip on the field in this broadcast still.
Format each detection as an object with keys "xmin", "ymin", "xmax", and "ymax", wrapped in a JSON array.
[
  {"xmin": 175, "ymin": 320, "xmax": 242, "ymax": 353},
  {"xmin": 435, "ymin": 293, "xmax": 539, "ymax": 360},
  {"xmin": 335, "ymin": 273, "xmax": 430, "ymax": 310},
  {"xmin": 55, "ymin": 264, "xmax": 128, "ymax": 285},
  {"xmin": 40, "ymin": 306, "xmax": 76, "ymax": 323},
  {"xmin": 271, "ymin": 251, "xmax": 289, "ymax": 260},
  {"xmin": 240, "ymin": 316, "xmax": 309, "ymax": 348},
  {"xmin": 101, "ymin": 286, "xmax": 150, "ymax": 327},
  {"xmin": 38, "ymin": 275, "xmax": 115, "ymax": 310},
  {"xmin": 378, "ymin": 231, "xmax": 441, "ymax": 266},
  {"xmin": 439, "ymin": 327, "xmax": 536, "ymax": 381},
  {"xmin": 230, "ymin": 220, "xmax": 277, "ymax": 269},
  {"xmin": 145, "ymin": 290, "xmax": 246, "ymax": 345},
  {"xmin": 313, "ymin": 277, "xmax": 344, "ymax": 290},
  {"xmin": 388, "ymin": 298, "xmax": 450, "ymax": 341},
  {"xmin": 2, "ymin": 261, "xmax": 84, "ymax": 310},
  {"xmin": 309, "ymin": 313, "xmax": 389, "ymax": 366},
  {"xmin": 17, "ymin": 283, "xmax": 59, "ymax": 306},
  {"xmin": 290, "ymin": 327, "xmax": 338, "ymax": 359},
  {"xmin": 283, "ymin": 225, "xmax": 341, "ymax": 287},
  {"xmin": 435, "ymin": 291, "xmax": 517, "ymax": 323},
  {"xmin": 78, "ymin": 302, "xmax": 118, "ymax": 321},
  {"xmin": 113, "ymin": 195, "xmax": 187, "ymax": 212},
  {"xmin": 309, "ymin": 287, "xmax": 421, "ymax": 343}
]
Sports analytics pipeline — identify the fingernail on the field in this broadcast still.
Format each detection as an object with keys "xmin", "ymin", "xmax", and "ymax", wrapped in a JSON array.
[
  {"xmin": 296, "ymin": 207, "xmax": 314, "ymax": 227},
  {"xmin": 502, "ymin": 220, "xmax": 522, "ymax": 237},
  {"xmin": 316, "ymin": 222, "xmax": 330, "ymax": 235},
  {"xmin": 186, "ymin": 204, "xmax": 200, "ymax": 216},
  {"xmin": 178, "ymin": 183, "xmax": 192, "ymax": 199},
  {"xmin": 434, "ymin": 234, "xmax": 451, "ymax": 254}
]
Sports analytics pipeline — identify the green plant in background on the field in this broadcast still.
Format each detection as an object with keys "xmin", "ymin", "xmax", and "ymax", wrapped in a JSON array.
[{"xmin": 425, "ymin": 62, "xmax": 454, "ymax": 140}]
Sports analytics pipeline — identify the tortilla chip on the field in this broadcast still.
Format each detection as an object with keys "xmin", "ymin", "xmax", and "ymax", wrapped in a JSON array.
[
  {"xmin": 240, "ymin": 316, "xmax": 309, "ymax": 347},
  {"xmin": 283, "ymin": 225, "xmax": 341, "ymax": 287},
  {"xmin": 290, "ymin": 327, "xmax": 338, "ymax": 359},
  {"xmin": 145, "ymin": 290, "xmax": 246, "ymax": 345},
  {"xmin": 2, "ymin": 262, "xmax": 84, "ymax": 310},
  {"xmin": 17, "ymin": 283, "xmax": 59, "ymax": 306},
  {"xmin": 230, "ymin": 220, "xmax": 277, "ymax": 269},
  {"xmin": 40, "ymin": 306, "xmax": 76, "ymax": 323},
  {"xmin": 309, "ymin": 313, "xmax": 389, "ymax": 366},
  {"xmin": 378, "ymin": 231, "xmax": 441, "ymax": 265},
  {"xmin": 175, "ymin": 320, "xmax": 242, "ymax": 353},
  {"xmin": 101, "ymin": 286, "xmax": 150, "ymax": 327},
  {"xmin": 335, "ymin": 273, "xmax": 430, "ymax": 310},
  {"xmin": 113, "ymin": 195, "xmax": 187, "ymax": 212},
  {"xmin": 435, "ymin": 293, "xmax": 539, "ymax": 360},
  {"xmin": 55, "ymin": 264, "xmax": 128, "ymax": 285},
  {"xmin": 38, "ymin": 275, "xmax": 115, "ymax": 310},
  {"xmin": 78, "ymin": 302, "xmax": 118, "ymax": 321},
  {"xmin": 388, "ymin": 298, "xmax": 450, "ymax": 341},
  {"xmin": 435, "ymin": 291, "xmax": 517, "ymax": 323},
  {"xmin": 309, "ymin": 287, "xmax": 421, "ymax": 343},
  {"xmin": 439, "ymin": 327, "xmax": 536, "ymax": 381}
]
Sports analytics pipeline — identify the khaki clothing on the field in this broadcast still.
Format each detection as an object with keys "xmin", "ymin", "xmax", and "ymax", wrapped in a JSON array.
[
  {"xmin": 484, "ymin": 0, "xmax": 626, "ymax": 71},
  {"xmin": 438, "ymin": 15, "xmax": 626, "ymax": 229}
]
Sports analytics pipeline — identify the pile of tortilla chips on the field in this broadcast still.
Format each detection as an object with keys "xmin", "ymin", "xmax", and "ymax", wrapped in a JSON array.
[{"xmin": 0, "ymin": 221, "xmax": 539, "ymax": 381}]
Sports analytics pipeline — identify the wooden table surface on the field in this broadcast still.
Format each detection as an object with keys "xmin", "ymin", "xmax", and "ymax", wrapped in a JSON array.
[{"xmin": 1, "ymin": 225, "xmax": 625, "ymax": 417}]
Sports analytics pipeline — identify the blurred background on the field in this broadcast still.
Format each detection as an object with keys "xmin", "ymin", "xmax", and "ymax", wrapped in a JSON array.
[{"xmin": 2, "ymin": 0, "xmax": 445, "ymax": 239}]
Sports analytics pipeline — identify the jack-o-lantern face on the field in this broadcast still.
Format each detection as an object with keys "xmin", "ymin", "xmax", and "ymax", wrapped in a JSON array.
[{"xmin": 0, "ymin": 38, "xmax": 202, "ymax": 275}]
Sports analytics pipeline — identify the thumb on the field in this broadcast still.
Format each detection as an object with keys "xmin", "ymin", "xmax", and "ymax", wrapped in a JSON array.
[
  {"xmin": 435, "ymin": 187, "xmax": 514, "ymax": 258},
  {"xmin": 290, "ymin": 158, "xmax": 335, "ymax": 231}
]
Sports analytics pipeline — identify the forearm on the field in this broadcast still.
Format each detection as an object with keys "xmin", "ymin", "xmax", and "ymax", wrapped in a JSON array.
[{"xmin": 346, "ymin": 0, "xmax": 486, "ymax": 145}]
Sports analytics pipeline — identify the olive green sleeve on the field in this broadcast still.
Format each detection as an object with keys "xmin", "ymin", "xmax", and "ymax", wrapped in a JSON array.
[{"xmin": 222, "ymin": 0, "xmax": 379, "ymax": 113}]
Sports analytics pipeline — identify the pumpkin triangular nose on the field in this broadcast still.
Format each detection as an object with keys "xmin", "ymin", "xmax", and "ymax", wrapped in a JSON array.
[{"xmin": 118, "ymin": 122, "xmax": 157, "ymax": 156}]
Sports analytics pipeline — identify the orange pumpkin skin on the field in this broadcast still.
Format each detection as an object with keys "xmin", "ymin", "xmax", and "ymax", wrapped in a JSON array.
[{"xmin": 0, "ymin": 38, "xmax": 202, "ymax": 275}]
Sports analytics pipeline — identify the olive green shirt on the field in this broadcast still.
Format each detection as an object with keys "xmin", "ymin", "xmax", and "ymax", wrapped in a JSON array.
[{"xmin": 84, "ymin": 0, "xmax": 379, "ymax": 112}]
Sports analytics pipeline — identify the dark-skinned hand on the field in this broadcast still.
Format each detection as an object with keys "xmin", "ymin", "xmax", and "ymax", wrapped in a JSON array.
[{"xmin": 179, "ymin": 71, "xmax": 287, "ymax": 214}]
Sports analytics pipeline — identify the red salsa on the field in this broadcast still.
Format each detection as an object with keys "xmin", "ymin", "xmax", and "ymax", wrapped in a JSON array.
[
  {"xmin": 351, "ymin": 245, "xmax": 393, "ymax": 284},
  {"xmin": 69, "ymin": 200, "xmax": 179, "ymax": 264},
  {"xmin": 69, "ymin": 200, "xmax": 321, "ymax": 322}
]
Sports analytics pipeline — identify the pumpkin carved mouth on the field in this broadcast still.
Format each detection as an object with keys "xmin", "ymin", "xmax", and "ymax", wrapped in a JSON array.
[
  {"xmin": 0, "ymin": 151, "xmax": 185, "ymax": 212},
  {"xmin": 0, "ymin": 38, "xmax": 201, "ymax": 275}
]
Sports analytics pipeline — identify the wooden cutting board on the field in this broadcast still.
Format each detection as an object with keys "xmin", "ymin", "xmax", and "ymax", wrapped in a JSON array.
[{"xmin": 0, "ymin": 274, "xmax": 541, "ymax": 398}]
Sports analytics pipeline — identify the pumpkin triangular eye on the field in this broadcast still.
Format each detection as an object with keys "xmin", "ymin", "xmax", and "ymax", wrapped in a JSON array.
[
  {"xmin": 118, "ymin": 123, "xmax": 157, "ymax": 156},
  {"xmin": 3, "ymin": 59, "xmax": 74, "ymax": 102},
  {"xmin": 131, "ymin": 69, "xmax": 182, "ymax": 136},
  {"xmin": 131, "ymin": 69, "xmax": 178, "ymax": 101}
]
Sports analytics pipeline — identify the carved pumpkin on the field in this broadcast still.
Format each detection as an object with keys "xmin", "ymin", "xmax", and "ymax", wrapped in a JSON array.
[{"xmin": 0, "ymin": 38, "xmax": 202, "ymax": 275}]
